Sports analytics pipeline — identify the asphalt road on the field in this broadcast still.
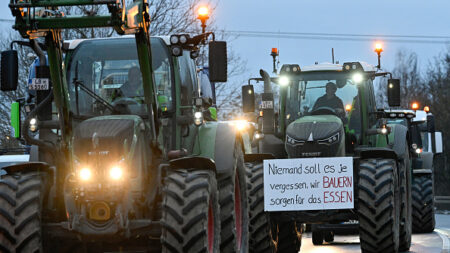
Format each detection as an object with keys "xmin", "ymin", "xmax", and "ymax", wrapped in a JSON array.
[{"xmin": 300, "ymin": 214, "xmax": 450, "ymax": 253}]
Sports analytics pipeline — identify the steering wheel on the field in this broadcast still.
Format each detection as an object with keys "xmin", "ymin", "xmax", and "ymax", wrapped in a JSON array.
[
  {"xmin": 310, "ymin": 106, "xmax": 339, "ymax": 116},
  {"xmin": 112, "ymin": 97, "xmax": 141, "ymax": 106},
  {"xmin": 111, "ymin": 97, "xmax": 142, "ymax": 114}
]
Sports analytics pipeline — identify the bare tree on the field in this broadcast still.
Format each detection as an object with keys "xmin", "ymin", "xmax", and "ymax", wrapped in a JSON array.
[{"xmin": 375, "ymin": 50, "xmax": 425, "ymax": 108}]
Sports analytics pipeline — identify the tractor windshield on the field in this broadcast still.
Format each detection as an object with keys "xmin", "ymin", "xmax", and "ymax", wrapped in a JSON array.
[
  {"xmin": 67, "ymin": 37, "xmax": 173, "ymax": 118},
  {"xmin": 286, "ymin": 72, "xmax": 362, "ymax": 132}
]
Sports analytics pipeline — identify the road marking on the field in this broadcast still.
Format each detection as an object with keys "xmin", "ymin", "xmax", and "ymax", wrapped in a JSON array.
[{"xmin": 435, "ymin": 229, "xmax": 450, "ymax": 253}]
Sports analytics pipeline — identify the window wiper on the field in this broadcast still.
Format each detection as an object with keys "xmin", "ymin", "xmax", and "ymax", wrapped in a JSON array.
[{"xmin": 73, "ymin": 79, "xmax": 118, "ymax": 113}]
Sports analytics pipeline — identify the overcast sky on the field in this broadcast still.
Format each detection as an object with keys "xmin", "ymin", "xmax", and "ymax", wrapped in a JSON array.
[
  {"xmin": 1, "ymin": 0, "xmax": 449, "ymax": 86},
  {"xmin": 213, "ymin": 0, "xmax": 450, "ymax": 83}
]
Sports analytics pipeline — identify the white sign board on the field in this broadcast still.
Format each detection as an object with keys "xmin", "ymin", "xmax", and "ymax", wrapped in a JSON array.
[
  {"xmin": 29, "ymin": 78, "xmax": 49, "ymax": 90},
  {"xmin": 264, "ymin": 157, "xmax": 354, "ymax": 211}
]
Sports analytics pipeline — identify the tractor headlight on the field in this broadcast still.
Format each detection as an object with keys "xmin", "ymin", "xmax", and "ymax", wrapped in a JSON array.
[
  {"xmin": 79, "ymin": 167, "xmax": 92, "ymax": 181},
  {"xmin": 254, "ymin": 131, "xmax": 264, "ymax": 140},
  {"xmin": 109, "ymin": 166, "xmax": 123, "ymax": 180},
  {"xmin": 231, "ymin": 120, "xmax": 248, "ymax": 132},
  {"xmin": 194, "ymin": 111, "xmax": 203, "ymax": 126},
  {"xmin": 29, "ymin": 118, "xmax": 38, "ymax": 132},
  {"xmin": 352, "ymin": 73, "xmax": 363, "ymax": 84},
  {"xmin": 279, "ymin": 76, "xmax": 290, "ymax": 86},
  {"xmin": 317, "ymin": 132, "xmax": 340, "ymax": 146},
  {"xmin": 286, "ymin": 135, "xmax": 305, "ymax": 146}
]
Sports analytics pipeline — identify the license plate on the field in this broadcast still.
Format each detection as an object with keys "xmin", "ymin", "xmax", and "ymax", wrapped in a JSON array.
[
  {"xmin": 29, "ymin": 78, "xmax": 49, "ymax": 90},
  {"xmin": 260, "ymin": 101, "xmax": 273, "ymax": 109}
]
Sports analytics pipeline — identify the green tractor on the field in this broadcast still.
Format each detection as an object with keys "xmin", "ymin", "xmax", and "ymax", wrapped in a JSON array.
[
  {"xmin": 386, "ymin": 108, "xmax": 443, "ymax": 233},
  {"xmin": 242, "ymin": 57, "xmax": 412, "ymax": 252},
  {"xmin": 0, "ymin": 1, "xmax": 249, "ymax": 252}
]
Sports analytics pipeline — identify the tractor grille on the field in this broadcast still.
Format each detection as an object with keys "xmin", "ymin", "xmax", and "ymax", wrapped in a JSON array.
[{"xmin": 73, "ymin": 119, "xmax": 135, "ymax": 160}]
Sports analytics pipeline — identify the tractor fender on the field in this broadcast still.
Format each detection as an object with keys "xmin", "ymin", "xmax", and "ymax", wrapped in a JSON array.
[
  {"xmin": 193, "ymin": 122, "xmax": 244, "ymax": 177},
  {"xmin": 244, "ymin": 153, "xmax": 275, "ymax": 163},
  {"xmin": 169, "ymin": 156, "xmax": 216, "ymax": 173},
  {"xmin": 213, "ymin": 122, "xmax": 243, "ymax": 176},
  {"xmin": 388, "ymin": 123, "xmax": 409, "ymax": 159},
  {"xmin": 2, "ymin": 161, "xmax": 52, "ymax": 175},
  {"xmin": 0, "ymin": 154, "xmax": 31, "ymax": 175},
  {"xmin": 355, "ymin": 147, "xmax": 398, "ymax": 161}
]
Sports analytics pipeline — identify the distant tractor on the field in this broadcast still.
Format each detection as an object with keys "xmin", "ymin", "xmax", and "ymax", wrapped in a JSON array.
[
  {"xmin": 0, "ymin": 1, "xmax": 249, "ymax": 252},
  {"xmin": 309, "ymin": 107, "xmax": 443, "ymax": 244},
  {"xmin": 392, "ymin": 107, "xmax": 443, "ymax": 233},
  {"xmin": 243, "ymin": 45, "xmax": 413, "ymax": 253}
]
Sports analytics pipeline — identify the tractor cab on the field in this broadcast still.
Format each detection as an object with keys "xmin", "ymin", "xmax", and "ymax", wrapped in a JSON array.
[{"xmin": 281, "ymin": 62, "xmax": 377, "ymax": 158}]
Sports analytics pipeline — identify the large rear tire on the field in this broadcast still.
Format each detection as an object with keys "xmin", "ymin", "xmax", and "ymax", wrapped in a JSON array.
[
  {"xmin": 399, "ymin": 150, "xmax": 412, "ymax": 251},
  {"xmin": 0, "ymin": 172, "xmax": 47, "ymax": 253},
  {"xmin": 246, "ymin": 162, "xmax": 276, "ymax": 253},
  {"xmin": 412, "ymin": 174, "xmax": 435, "ymax": 233},
  {"xmin": 358, "ymin": 159, "xmax": 400, "ymax": 253},
  {"xmin": 161, "ymin": 169, "xmax": 220, "ymax": 253},
  {"xmin": 218, "ymin": 141, "xmax": 249, "ymax": 253}
]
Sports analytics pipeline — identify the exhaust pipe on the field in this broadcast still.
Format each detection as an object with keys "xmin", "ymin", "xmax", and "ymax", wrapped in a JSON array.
[{"xmin": 260, "ymin": 69, "xmax": 272, "ymax": 94}]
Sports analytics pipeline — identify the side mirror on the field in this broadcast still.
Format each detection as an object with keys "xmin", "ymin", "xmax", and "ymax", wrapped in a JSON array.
[
  {"xmin": 208, "ymin": 41, "xmax": 227, "ymax": 82},
  {"xmin": 242, "ymin": 85, "xmax": 255, "ymax": 113},
  {"xmin": 1, "ymin": 50, "xmax": 19, "ymax": 91},
  {"xmin": 10, "ymin": 102, "xmax": 20, "ymax": 138},
  {"xmin": 387, "ymin": 79, "xmax": 400, "ymax": 107},
  {"xmin": 434, "ymin": 132, "xmax": 443, "ymax": 154}
]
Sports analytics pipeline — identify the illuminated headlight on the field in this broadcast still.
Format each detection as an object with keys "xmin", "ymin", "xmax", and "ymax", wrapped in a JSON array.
[
  {"xmin": 254, "ymin": 132, "xmax": 264, "ymax": 140},
  {"xmin": 194, "ymin": 111, "xmax": 203, "ymax": 126},
  {"xmin": 29, "ymin": 118, "xmax": 38, "ymax": 132},
  {"xmin": 317, "ymin": 132, "xmax": 340, "ymax": 145},
  {"xmin": 352, "ymin": 73, "xmax": 363, "ymax": 83},
  {"xmin": 233, "ymin": 120, "xmax": 248, "ymax": 132},
  {"xmin": 109, "ymin": 166, "xmax": 123, "ymax": 180},
  {"xmin": 380, "ymin": 127, "xmax": 388, "ymax": 134},
  {"xmin": 79, "ymin": 168, "xmax": 92, "ymax": 181},
  {"xmin": 279, "ymin": 76, "xmax": 290, "ymax": 86},
  {"xmin": 286, "ymin": 135, "xmax": 305, "ymax": 146},
  {"xmin": 415, "ymin": 148, "xmax": 422, "ymax": 154}
]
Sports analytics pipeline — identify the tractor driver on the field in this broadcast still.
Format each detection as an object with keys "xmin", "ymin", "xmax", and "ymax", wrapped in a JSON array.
[
  {"xmin": 312, "ymin": 82, "xmax": 345, "ymax": 114},
  {"xmin": 112, "ymin": 66, "xmax": 143, "ymax": 101}
]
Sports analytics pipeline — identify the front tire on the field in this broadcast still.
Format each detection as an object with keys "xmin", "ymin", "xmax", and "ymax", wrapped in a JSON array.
[
  {"xmin": 358, "ymin": 159, "xmax": 400, "ymax": 253},
  {"xmin": 161, "ymin": 169, "xmax": 220, "ymax": 253},
  {"xmin": 412, "ymin": 174, "xmax": 435, "ymax": 233},
  {"xmin": 0, "ymin": 172, "xmax": 47, "ymax": 252}
]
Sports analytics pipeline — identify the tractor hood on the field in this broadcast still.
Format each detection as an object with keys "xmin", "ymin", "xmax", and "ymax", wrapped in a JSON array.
[
  {"xmin": 285, "ymin": 115, "xmax": 345, "ymax": 158},
  {"xmin": 72, "ymin": 115, "xmax": 142, "ymax": 164}
]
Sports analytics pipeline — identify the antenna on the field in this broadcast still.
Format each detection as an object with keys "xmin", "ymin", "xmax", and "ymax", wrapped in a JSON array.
[{"xmin": 332, "ymin": 48, "xmax": 335, "ymax": 64}]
